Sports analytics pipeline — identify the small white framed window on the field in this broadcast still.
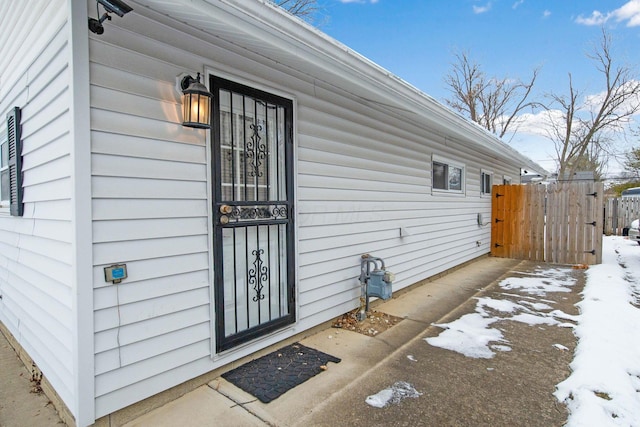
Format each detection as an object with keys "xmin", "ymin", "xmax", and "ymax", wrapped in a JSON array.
[
  {"xmin": 503, "ymin": 175, "xmax": 512, "ymax": 185},
  {"xmin": 432, "ymin": 155, "xmax": 465, "ymax": 194},
  {"xmin": 481, "ymin": 169, "xmax": 493, "ymax": 195}
]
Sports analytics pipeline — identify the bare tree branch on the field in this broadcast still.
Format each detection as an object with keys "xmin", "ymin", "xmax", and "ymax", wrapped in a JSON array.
[
  {"xmin": 547, "ymin": 29, "xmax": 640, "ymax": 180},
  {"xmin": 272, "ymin": 0, "xmax": 318, "ymax": 21},
  {"xmin": 443, "ymin": 51, "xmax": 541, "ymax": 138},
  {"xmin": 443, "ymin": 51, "xmax": 486, "ymax": 123},
  {"xmin": 623, "ymin": 127, "xmax": 640, "ymax": 179}
]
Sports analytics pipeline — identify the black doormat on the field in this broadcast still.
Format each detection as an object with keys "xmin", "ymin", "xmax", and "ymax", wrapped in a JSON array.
[{"xmin": 221, "ymin": 343, "xmax": 341, "ymax": 403}]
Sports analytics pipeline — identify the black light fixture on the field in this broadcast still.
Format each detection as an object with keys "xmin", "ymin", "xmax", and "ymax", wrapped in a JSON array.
[
  {"xmin": 181, "ymin": 73, "xmax": 213, "ymax": 129},
  {"xmin": 89, "ymin": 0, "xmax": 133, "ymax": 35}
]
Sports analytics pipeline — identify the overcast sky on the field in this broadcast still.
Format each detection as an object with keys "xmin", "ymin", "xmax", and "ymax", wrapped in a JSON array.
[{"xmin": 317, "ymin": 1, "xmax": 640, "ymax": 176}]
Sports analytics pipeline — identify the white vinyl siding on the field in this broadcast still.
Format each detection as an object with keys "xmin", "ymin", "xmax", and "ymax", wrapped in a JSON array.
[
  {"xmin": 295, "ymin": 97, "xmax": 511, "ymax": 325},
  {"xmin": 0, "ymin": 1, "xmax": 540, "ymax": 422},
  {"xmin": 88, "ymin": 20, "xmax": 214, "ymax": 417},
  {"xmin": 0, "ymin": 0, "xmax": 75, "ymax": 412},
  {"xmin": 84, "ymin": 4, "xmax": 525, "ymax": 416}
]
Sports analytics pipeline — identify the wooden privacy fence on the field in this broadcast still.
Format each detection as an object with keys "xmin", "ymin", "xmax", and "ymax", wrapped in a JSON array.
[
  {"xmin": 491, "ymin": 182, "xmax": 604, "ymax": 265},
  {"xmin": 604, "ymin": 197, "xmax": 640, "ymax": 235}
]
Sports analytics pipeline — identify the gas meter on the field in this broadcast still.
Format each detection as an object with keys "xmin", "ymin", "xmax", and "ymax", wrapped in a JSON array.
[{"xmin": 358, "ymin": 254, "xmax": 395, "ymax": 320}]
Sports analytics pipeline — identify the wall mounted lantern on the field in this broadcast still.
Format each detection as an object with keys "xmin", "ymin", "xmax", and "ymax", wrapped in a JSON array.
[{"xmin": 181, "ymin": 73, "xmax": 213, "ymax": 129}]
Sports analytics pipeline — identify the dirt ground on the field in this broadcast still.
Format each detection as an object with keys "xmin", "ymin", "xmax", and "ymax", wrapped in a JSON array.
[
  {"xmin": 0, "ymin": 334, "xmax": 65, "ymax": 427},
  {"xmin": 332, "ymin": 308, "xmax": 404, "ymax": 337}
]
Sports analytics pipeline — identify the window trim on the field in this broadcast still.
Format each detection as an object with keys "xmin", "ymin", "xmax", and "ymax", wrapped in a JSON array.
[
  {"xmin": 431, "ymin": 154, "xmax": 465, "ymax": 195},
  {"xmin": 481, "ymin": 169, "xmax": 493, "ymax": 196}
]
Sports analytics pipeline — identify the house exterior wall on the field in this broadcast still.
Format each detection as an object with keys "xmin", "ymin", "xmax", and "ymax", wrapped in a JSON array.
[
  {"xmin": 0, "ymin": 0, "xmax": 75, "ymax": 413},
  {"xmin": 86, "ymin": 4, "xmax": 523, "ymax": 420},
  {"xmin": 295, "ymin": 92, "xmax": 519, "ymax": 330},
  {"xmin": 88, "ymin": 30, "xmax": 214, "ymax": 419},
  {"xmin": 0, "ymin": 1, "xmax": 530, "ymax": 423}
]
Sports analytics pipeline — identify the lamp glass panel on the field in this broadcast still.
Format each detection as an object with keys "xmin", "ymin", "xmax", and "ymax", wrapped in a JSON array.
[
  {"xmin": 182, "ymin": 92, "xmax": 192, "ymax": 123},
  {"xmin": 183, "ymin": 92, "xmax": 211, "ymax": 127},
  {"xmin": 196, "ymin": 95, "xmax": 211, "ymax": 125}
]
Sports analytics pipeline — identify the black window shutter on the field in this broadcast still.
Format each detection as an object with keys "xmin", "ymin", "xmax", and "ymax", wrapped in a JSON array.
[{"xmin": 7, "ymin": 107, "xmax": 23, "ymax": 217}]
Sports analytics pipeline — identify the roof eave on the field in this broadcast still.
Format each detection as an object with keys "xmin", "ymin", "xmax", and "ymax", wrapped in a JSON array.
[{"xmin": 135, "ymin": 0, "xmax": 548, "ymax": 175}]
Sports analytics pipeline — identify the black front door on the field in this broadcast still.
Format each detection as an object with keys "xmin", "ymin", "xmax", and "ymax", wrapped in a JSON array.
[{"xmin": 211, "ymin": 76, "xmax": 295, "ymax": 352}]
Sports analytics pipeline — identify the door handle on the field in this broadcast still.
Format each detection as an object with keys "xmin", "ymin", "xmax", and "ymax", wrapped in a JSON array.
[{"xmin": 220, "ymin": 204, "xmax": 233, "ymax": 214}]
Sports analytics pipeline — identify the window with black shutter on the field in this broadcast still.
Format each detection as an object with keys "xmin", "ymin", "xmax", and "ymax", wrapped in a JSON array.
[
  {"xmin": 0, "ymin": 120, "xmax": 8, "ymax": 205},
  {"xmin": 6, "ymin": 107, "xmax": 23, "ymax": 216}
]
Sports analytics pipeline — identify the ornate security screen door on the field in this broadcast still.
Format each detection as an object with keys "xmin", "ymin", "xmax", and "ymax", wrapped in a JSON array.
[{"xmin": 211, "ymin": 76, "xmax": 295, "ymax": 352}]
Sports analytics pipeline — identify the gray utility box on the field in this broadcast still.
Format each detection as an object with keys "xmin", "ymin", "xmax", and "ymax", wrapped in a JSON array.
[{"xmin": 367, "ymin": 269, "xmax": 394, "ymax": 300}]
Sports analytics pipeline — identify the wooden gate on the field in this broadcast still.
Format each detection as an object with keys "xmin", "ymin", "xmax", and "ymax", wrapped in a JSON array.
[{"xmin": 491, "ymin": 182, "xmax": 603, "ymax": 265}]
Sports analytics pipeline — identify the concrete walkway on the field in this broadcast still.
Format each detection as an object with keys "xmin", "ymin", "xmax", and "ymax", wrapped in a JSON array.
[
  {"xmin": 125, "ymin": 256, "xmax": 580, "ymax": 427},
  {"xmin": 0, "ymin": 256, "xmax": 582, "ymax": 426}
]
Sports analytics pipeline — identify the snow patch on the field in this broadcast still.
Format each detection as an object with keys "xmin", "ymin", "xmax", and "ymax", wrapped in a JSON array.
[
  {"xmin": 426, "ymin": 265, "xmax": 575, "ymax": 359},
  {"xmin": 511, "ymin": 312, "xmax": 559, "ymax": 326},
  {"xmin": 519, "ymin": 300, "xmax": 554, "ymax": 311},
  {"xmin": 365, "ymin": 381, "xmax": 422, "ymax": 408},
  {"xmin": 475, "ymin": 297, "xmax": 522, "ymax": 313},
  {"xmin": 499, "ymin": 276, "xmax": 573, "ymax": 296},
  {"xmin": 426, "ymin": 313, "xmax": 504, "ymax": 359}
]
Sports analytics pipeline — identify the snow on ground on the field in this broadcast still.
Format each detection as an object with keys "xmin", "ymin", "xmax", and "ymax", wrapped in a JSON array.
[
  {"xmin": 555, "ymin": 236, "xmax": 640, "ymax": 427},
  {"xmin": 425, "ymin": 236, "xmax": 640, "ymax": 426},
  {"xmin": 426, "ymin": 265, "xmax": 577, "ymax": 359},
  {"xmin": 365, "ymin": 381, "xmax": 422, "ymax": 408}
]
